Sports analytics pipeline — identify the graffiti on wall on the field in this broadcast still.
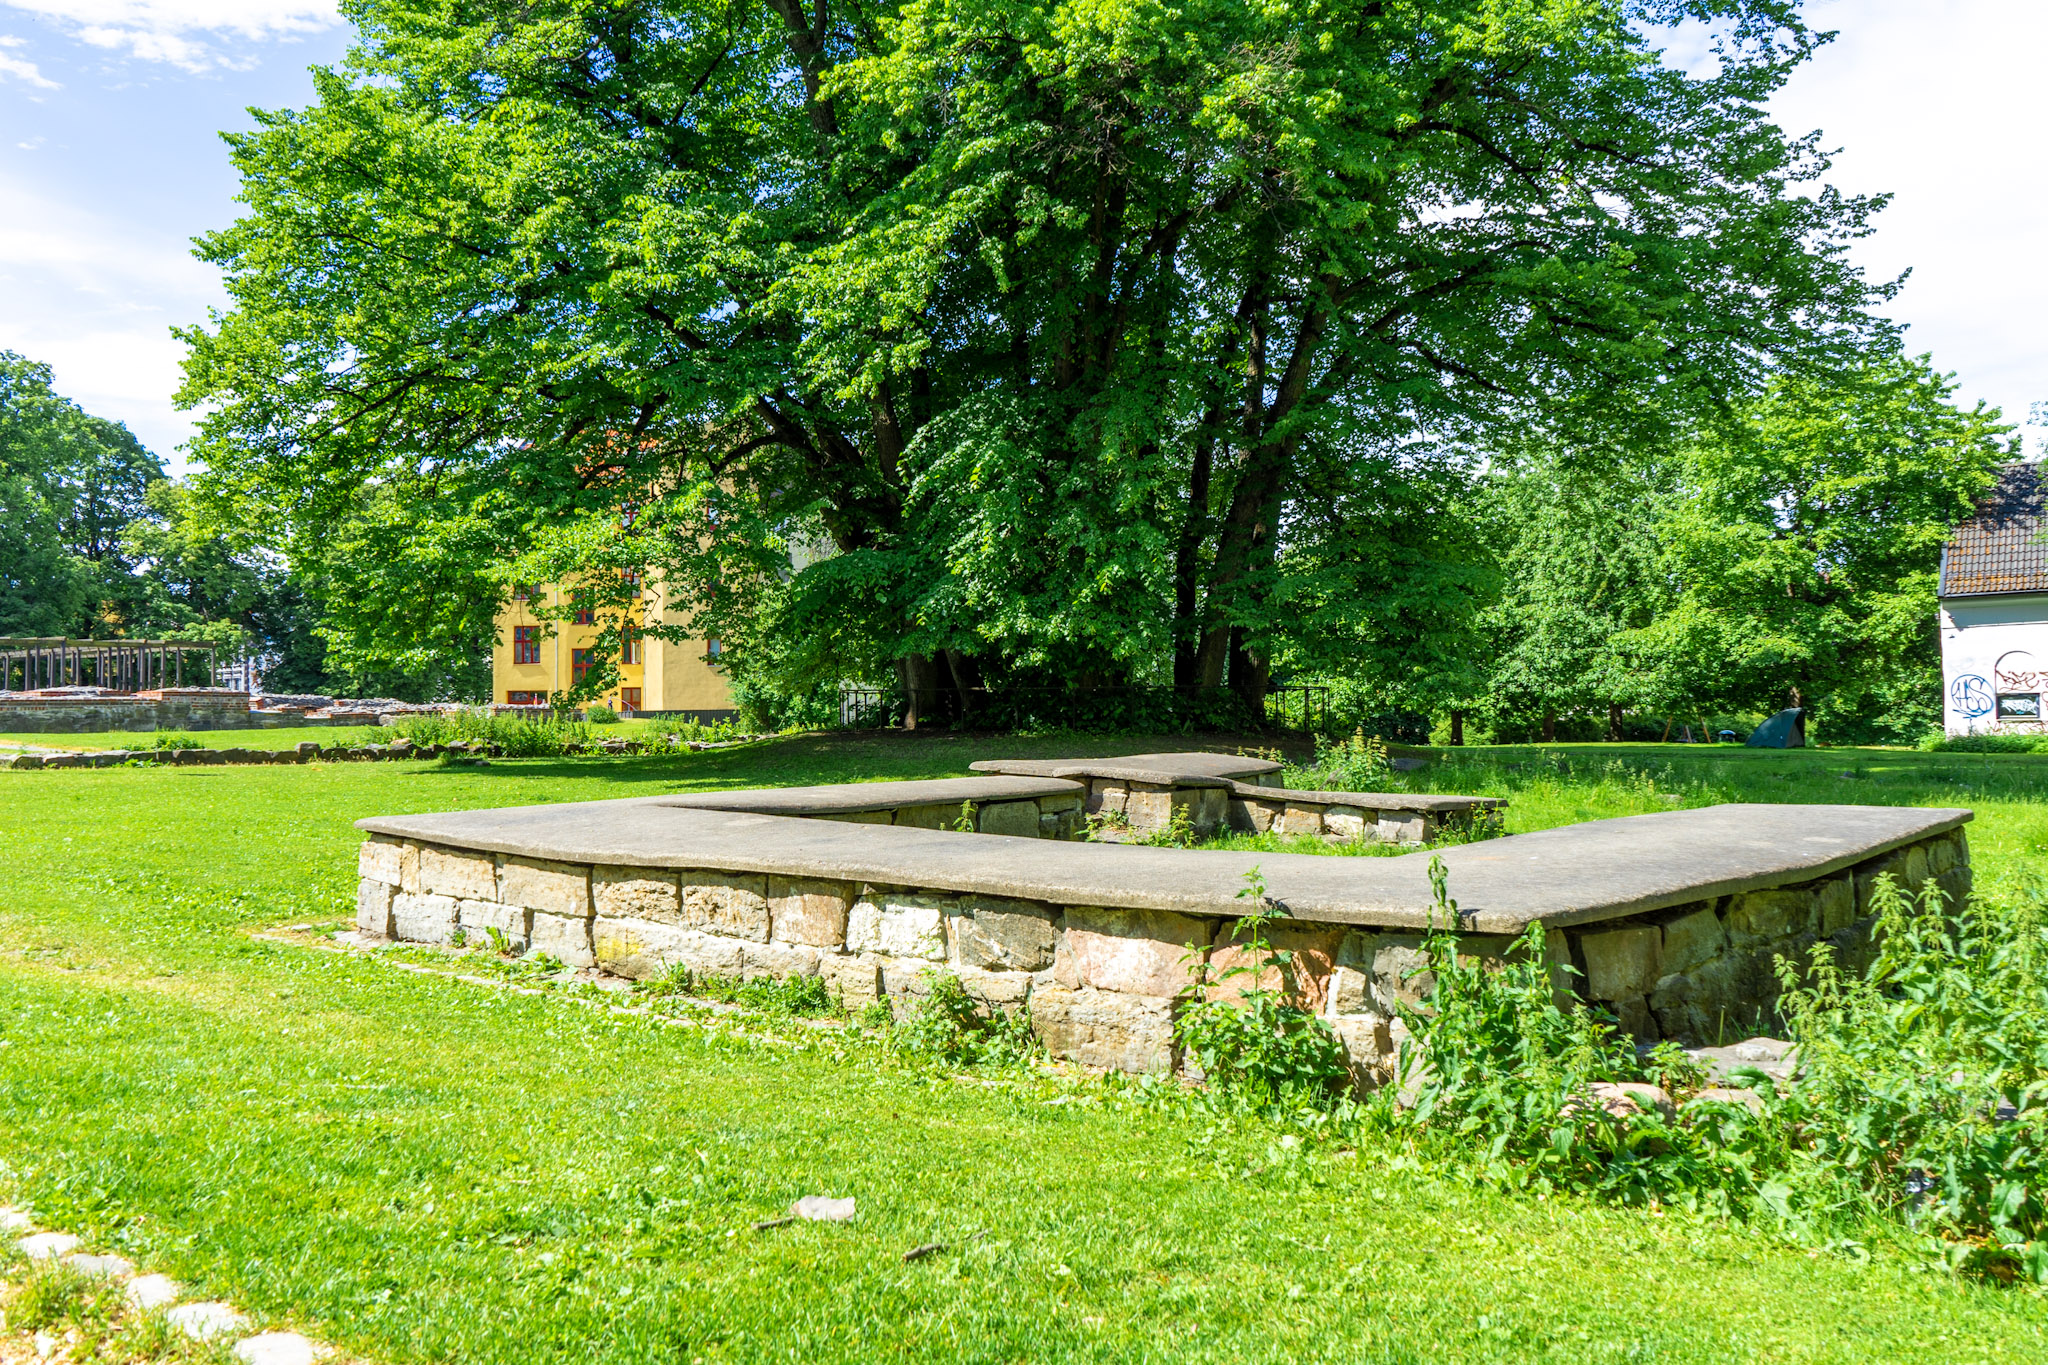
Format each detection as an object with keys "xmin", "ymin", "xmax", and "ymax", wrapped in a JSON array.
[{"xmin": 1951, "ymin": 674, "xmax": 1994, "ymax": 718}]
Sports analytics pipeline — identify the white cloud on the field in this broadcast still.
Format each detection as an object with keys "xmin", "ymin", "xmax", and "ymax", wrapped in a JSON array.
[
  {"xmin": 1, "ymin": 2, "xmax": 338, "ymax": 72},
  {"xmin": 0, "ymin": 33, "xmax": 58, "ymax": 86},
  {"xmin": 0, "ymin": 167, "xmax": 222, "ymax": 461}
]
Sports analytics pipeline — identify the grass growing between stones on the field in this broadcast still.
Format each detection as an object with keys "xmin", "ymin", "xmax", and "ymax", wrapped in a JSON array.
[{"xmin": 1, "ymin": 736, "xmax": 2047, "ymax": 1361}]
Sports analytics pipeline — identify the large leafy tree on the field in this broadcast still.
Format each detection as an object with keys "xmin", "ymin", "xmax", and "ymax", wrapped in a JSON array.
[
  {"xmin": 179, "ymin": 0, "xmax": 1891, "ymax": 720},
  {"xmin": 1627, "ymin": 352, "xmax": 2011, "ymax": 741}
]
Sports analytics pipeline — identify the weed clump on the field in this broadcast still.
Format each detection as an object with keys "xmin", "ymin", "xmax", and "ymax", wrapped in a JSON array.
[{"xmin": 890, "ymin": 971, "xmax": 1038, "ymax": 1068}]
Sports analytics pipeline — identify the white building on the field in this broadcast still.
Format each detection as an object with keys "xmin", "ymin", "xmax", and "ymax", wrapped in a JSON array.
[{"xmin": 1939, "ymin": 462, "xmax": 2048, "ymax": 735}]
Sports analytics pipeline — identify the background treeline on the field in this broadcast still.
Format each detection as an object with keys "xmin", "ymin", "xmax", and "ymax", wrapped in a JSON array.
[
  {"xmin": 0, "ymin": 351, "xmax": 484, "ymax": 698},
  {"xmin": 19, "ymin": 1, "xmax": 2013, "ymax": 738}
]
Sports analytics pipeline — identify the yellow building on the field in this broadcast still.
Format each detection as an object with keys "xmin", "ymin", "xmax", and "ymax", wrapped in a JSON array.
[{"xmin": 490, "ymin": 580, "xmax": 734, "ymax": 717}]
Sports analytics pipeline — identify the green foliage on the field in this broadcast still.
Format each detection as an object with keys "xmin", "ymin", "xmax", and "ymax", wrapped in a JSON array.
[
  {"xmin": 1923, "ymin": 733, "xmax": 2048, "ymax": 755},
  {"xmin": 1284, "ymin": 730, "xmax": 1394, "ymax": 793},
  {"xmin": 686, "ymin": 971, "xmax": 837, "ymax": 1017},
  {"xmin": 179, "ymin": 0, "xmax": 1889, "ymax": 718},
  {"xmin": 381, "ymin": 709, "xmax": 597, "ymax": 756},
  {"xmin": 145, "ymin": 732, "xmax": 204, "ymax": 751},
  {"xmin": 1174, "ymin": 867, "xmax": 1351, "ymax": 1107},
  {"xmin": 584, "ymin": 704, "xmax": 620, "ymax": 725},
  {"xmin": 890, "ymin": 971, "xmax": 1038, "ymax": 1069},
  {"xmin": 644, "ymin": 715, "xmax": 745, "ymax": 746}
]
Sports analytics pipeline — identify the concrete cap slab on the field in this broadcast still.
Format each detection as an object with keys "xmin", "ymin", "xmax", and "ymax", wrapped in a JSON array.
[
  {"xmin": 651, "ymin": 775, "xmax": 1082, "ymax": 815},
  {"xmin": 970, "ymin": 752, "xmax": 1281, "ymax": 785},
  {"xmin": 355, "ymin": 800, "xmax": 1968, "ymax": 935},
  {"xmin": 1221, "ymin": 779, "xmax": 1506, "ymax": 813}
]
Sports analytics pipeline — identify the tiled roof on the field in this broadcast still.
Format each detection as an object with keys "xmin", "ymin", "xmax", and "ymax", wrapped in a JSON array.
[{"xmin": 1941, "ymin": 463, "xmax": 2048, "ymax": 597}]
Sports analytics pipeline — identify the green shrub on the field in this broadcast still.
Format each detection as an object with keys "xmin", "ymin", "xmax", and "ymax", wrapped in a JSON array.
[
  {"xmin": 1391, "ymin": 857, "xmax": 2048, "ymax": 1280},
  {"xmin": 1920, "ymin": 732, "xmax": 2048, "ymax": 755},
  {"xmin": 1283, "ymin": 729, "xmax": 1394, "ymax": 792},
  {"xmin": 383, "ymin": 709, "xmax": 595, "ymax": 757},
  {"xmin": 584, "ymin": 704, "xmax": 620, "ymax": 724},
  {"xmin": 1173, "ymin": 867, "xmax": 1352, "ymax": 1107},
  {"xmin": 891, "ymin": 971, "xmax": 1038, "ymax": 1067},
  {"xmin": 145, "ymin": 731, "xmax": 203, "ymax": 751},
  {"xmin": 646, "ymin": 715, "xmax": 744, "ymax": 746}
]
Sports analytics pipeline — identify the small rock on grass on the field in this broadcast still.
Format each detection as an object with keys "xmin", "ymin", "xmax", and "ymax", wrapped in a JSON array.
[
  {"xmin": 1687, "ymin": 1086, "xmax": 1765, "ymax": 1115},
  {"xmin": 126, "ymin": 1273, "xmax": 182, "ymax": 1310},
  {"xmin": 234, "ymin": 1331, "xmax": 331, "ymax": 1365},
  {"xmin": 167, "ymin": 1301, "xmax": 249, "ymax": 1340},
  {"xmin": 17, "ymin": 1232, "xmax": 79, "ymax": 1259},
  {"xmin": 64, "ymin": 1251, "xmax": 134, "ymax": 1277},
  {"xmin": 792, "ymin": 1196, "xmax": 856, "ymax": 1222},
  {"xmin": 0, "ymin": 1206, "xmax": 31, "ymax": 1232}
]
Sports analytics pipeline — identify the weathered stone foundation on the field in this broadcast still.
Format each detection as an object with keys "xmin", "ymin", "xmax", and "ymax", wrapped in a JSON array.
[{"xmin": 351, "ymin": 756, "xmax": 1972, "ymax": 1087}]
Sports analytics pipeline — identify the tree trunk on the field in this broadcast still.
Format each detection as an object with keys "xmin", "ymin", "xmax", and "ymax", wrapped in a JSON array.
[
  {"xmin": 1660, "ymin": 716, "xmax": 1673, "ymax": 743},
  {"xmin": 1606, "ymin": 702, "xmax": 1623, "ymax": 742},
  {"xmin": 899, "ymin": 654, "xmax": 941, "ymax": 730},
  {"xmin": 1541, "ymin": 711, "xmax": 1555, "ymax": 743},
  {"xmin": 1450, "ymin": 710, "xmax": 1465, "ymax": 746}
]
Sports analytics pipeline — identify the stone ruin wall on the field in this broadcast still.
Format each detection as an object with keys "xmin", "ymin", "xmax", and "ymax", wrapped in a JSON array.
[{"xmin": 354, "ymin": 821, "xmax": 1971, "ymax": 1086}]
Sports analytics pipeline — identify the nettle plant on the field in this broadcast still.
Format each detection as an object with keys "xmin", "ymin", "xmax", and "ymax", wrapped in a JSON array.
[{"xmin": 1174, "ymin": 866, "xmax": 1352, "ymax": 1106}]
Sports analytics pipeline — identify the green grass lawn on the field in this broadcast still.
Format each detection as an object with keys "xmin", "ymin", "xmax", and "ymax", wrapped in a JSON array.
[{"xmin": 3, "ymin": 734, "xmax": 2047, "ymax": 1362}]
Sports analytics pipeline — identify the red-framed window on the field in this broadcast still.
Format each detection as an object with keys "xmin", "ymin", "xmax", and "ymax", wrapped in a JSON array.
[
  {"xmin": 512, "ymin": 626, "xmax": 541, "ymax": 665},
  {"xmin": 572, "ymin": 648, "xmax": 593, "ymax": 685},
  {"xmin": 506, "ymin": 690, "xmax": 547, "ymax": 705},
  {"xmin": 706, "ymin": 637, "xmax": 722, "ymax": 660},
  {"xmin": 621, "ymin": 629, "xmax": 642, "ymax": 665},
  {"xmin": 573, "ymin": 607, "xmax": 595, "ymax": 625},
  {"xmin": 619, "ymin": 687, "xmax": 642, "ymax": 711},
  {"xmin": 511, "ymin": 584, "xmax": 531, "ymax": 601}
]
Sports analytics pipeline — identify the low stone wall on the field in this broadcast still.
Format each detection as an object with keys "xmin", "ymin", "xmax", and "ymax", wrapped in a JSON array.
[
  {"xmin": 969, "ymin": 753, "xmax": 1503, "ymax": 843},
  {"xmin": 351, "ymin": 763, "xmax": 1971, "ymax": 1084},
  {"xmin": 0, "ymin": 690, "xmax": 295, "ymax": 734}
]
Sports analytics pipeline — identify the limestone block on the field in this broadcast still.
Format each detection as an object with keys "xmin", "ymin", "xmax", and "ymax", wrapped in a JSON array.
[
  {"xmin": 355, "ymin": 878, "xmax": 394, "ymax": 938},
  {"xmin": 1579, "ymin": 926, "xmax": 1662, "ymax": 1001},
  {"xmin": 1325, "ymin": 965, "xmax": 1369, "ymax": 1016},
  {"xmin": 529, "ymin": 910, "xmax": 595, "ymax": 967},
  {"xmin": 1376, "ymin": 813, "xmax": 1427, "ymax": 843},
  {"xmin": 820, "ymin": 810, "xmax": 892, "ymax": 825},
  {"xmin": 740, "ymin": 939, "xmax": 821, "ymax": 980},
  {"xmin": 1329, "ymin": 1013, "xmax": 1395, "ymax": 1088},
  {"xmin": 1029, "ymin": 987, "xmax": 1175, "ymax": 1073},
  {"xmin": 949, "ymin": 899, "xmax": 1058, "ymax": 971},
  {"xmin": 1854, "ymin": 852, "xmax": 1906, "ymax": 913},
  {"xmin": 458, "ymin": 898, "xmax": 528, "ymax": 947},
  {"xmin": 1245, "ymin": 800, "xmax": 1283, "ymax": 834},
  {"xmin": 357, "ymin": 837, "xmax": 406, "ymax": 886},
  {"xmin": 1280, "ymin": 803, "xmax": 1325, "ymax": 836},
  {"xmin": 1323, "ymin": 806, "xmax": 1368, "ymax": 840},
  {"xmin": 1057, "ymin": 905, "xmax": 1212, "ymax": 997},
  {"xmin": 893, "ymin": 802, "xmax": 965, "ymax": 830},
  {"xmin": 391, "ymin": 892, "xmax": 458, "ymax": 944},
  {"xmin": 1658, "ymin": 907, "xmax": 1726, "ymax": 975},
  {"xmin": 952, "ymin": 964, "xmax": 1034, "ymax": 1007},
  {"xmin": 499, "ymin": 856, "xmax": 591, "ymax": 917},
  {"xmin": 593, "ymin": 917, "xmax": 690, "ymax": 979},
  {"xmin": 593, "ymin": 866, "xmax": 682, "ymax": 922},
  {"xmin": 821, "ymin": 952, "xmax": 884, "ymax": 1008},
  {"xmin": 1336, "ymin": 929, "xmax": 1379, "ymax": 969},
  {"xmin": 418, "ymin": 845, "xmax": 496, "ymax": 902},
  {"xmin": 1611, "ymin": 995, "xmax": 1658, "ymax": 1043},
  {"xmin": 770, "ymin": 876, "xmax": 853, "ymax": 947},
  {"xmin": 1725, "ymin": 889, "xmax": 1814, "ymax": 948},
  {"xmin": 1123, "ymin": 785, "xmax": 1177, "ymax": 829},
  {"xmin": 1369, "ymin": 935, "xmax": 1434, "ymax": 1013},
  {"xmin": 1192, "ymin": 786, "xmax": 1227, "ymax": 832},
  {"xmin": 1039, "ymin": 812, "xmax": 1064, "ymax": 838},
  {"xmin": 978, "ymin": 800, "xmax": 1044, "ymax": 838},
  {"xmin": 847, "ymin": 894, "xmax": 949, "ymax": 960},
  {"xmin": 1901, "ymin": 843, "xmax": 1931, "ymax": 894},
  {"xmin": 1927, "ymin": 832, "xmax": 1959, "ymax": 877},
  {"xmin": 1207, "ymin": 920, "xmax": 1346, "ymax": 1013},
  {"xmin": 1086, "ymin": 781, "xmax": 1126, "ymax": 815},
  {"xmin": 1037, "ymin": 792, "xmax": 1085, "ymax": 814},
  {"xmin": 1817, "ymin": 876, "xmax": 1857, "ymax": 934},
  {"xmin": 681, "ymin": 874, "xmax": 771, "ymax": 942},
  {"xmin": 1649, "ymin": 953, "xmax": 1769, "ymax": 1046}
]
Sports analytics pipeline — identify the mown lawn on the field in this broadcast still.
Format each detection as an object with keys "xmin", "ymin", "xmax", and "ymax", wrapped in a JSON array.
[{"xmin": 3, "ymin": 734, "xmax": 2046, "ymax": 1362}]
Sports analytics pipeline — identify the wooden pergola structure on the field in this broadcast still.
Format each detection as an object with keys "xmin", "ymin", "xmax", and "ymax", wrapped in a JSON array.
[{"xmin": 0, "ymin": 638, "xmax": 219, "ymax": 694}]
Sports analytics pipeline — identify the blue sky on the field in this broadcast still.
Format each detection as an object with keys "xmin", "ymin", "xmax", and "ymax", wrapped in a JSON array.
[{"xmin": 1, "ymin": 0, "xmax": 2044, "ymax": 470}]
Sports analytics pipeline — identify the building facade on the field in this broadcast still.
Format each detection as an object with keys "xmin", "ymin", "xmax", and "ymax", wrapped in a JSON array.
[
  {"xmin": 490, "ymin": 580, "xmax": 734, "ymax": 717},
  {"xmin": 1939, "ymin": 462, "xmax": 2048, "ymax": 736}
]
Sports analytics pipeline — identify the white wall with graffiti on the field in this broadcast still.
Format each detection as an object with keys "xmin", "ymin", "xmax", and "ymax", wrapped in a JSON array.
[{"xmin": 1941, "ymin": 593, "xmax": 2048, "ymax": 734}]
